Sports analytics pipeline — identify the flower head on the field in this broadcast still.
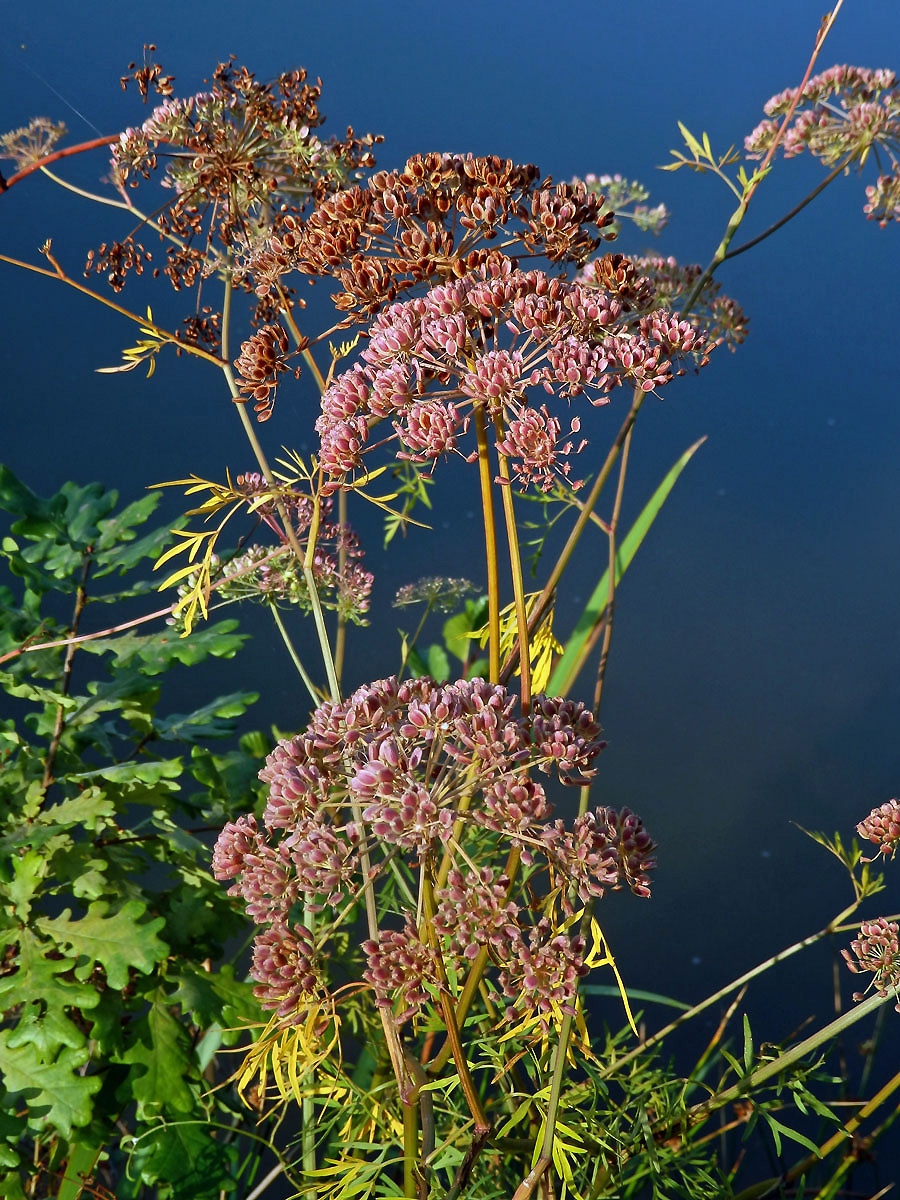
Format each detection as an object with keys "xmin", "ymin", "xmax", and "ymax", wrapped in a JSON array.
[
  {"xmin": 88, "ymin": 59, "xmax": 381, "ymax": 334},
  {"xmin": 843, "ymin": 918, "xmax": 900, "ymax": 1011},
  {"xmin": 857, "ymin": 799, "xmax": 900, "ymax": 860},
  {"xmin": 745, "ymin": 66, "xmax": 900, "ymax": 224},
  {"xmin": 315, "ymin": 263, "xmax": 711, "ymax": 495},
  {"xmin": 215, "ymin": 675, "xmax": 653, "ymax": 1030},
  {"xmin": 242, "ymin": 153, "xmax": 617, "ymax": 324}
]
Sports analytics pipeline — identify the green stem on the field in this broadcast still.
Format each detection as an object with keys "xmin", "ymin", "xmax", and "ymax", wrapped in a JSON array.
[
  {"xmin": 576, "ymin": 421, "xmax": 633, "ymax": 814},
  {"xmin": 402, "ymin": 1090, "xmax": 419, "ymax": 1199},
  {"xmin": 679, "ymin": 0, "xmax": 845, "ymax": 314},
  {"xmin": 689, "ymin": 991, "xmax": 888, "ymax": 1121},
  {"xmin": 721, "ymin": 152, "xmax": 856, "ymax": 263},
  {"xmin": 269, "ymin": 605, "xmax": 318, "ymax": 703},
  {"xmin": 301, "ymin": 905, "xmax": 317, "ymax": 1197},
  {"xmin": 221, "ymin": 275, "xmax": 341, "ymax": 701},
  {"xmin": 334, "ymin": 488, "xmax": 348, "ymax": 686},
  {"xmin": 397, "ymin": 602, "xmax": 436, "ymax": 682},
  {"xmin": 39, "ymin": 165, "xmax": 187, "ymax": 250},
  {"xmin": 596, "ymin": 898, "xmax": 864, "ymax": 1083},
  {"xmin": 427, "ymin": 846, "xmax": 522, "ymax": 1076}
]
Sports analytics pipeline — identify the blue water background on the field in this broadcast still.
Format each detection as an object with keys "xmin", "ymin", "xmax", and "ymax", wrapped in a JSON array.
[{"xmin": 2, "ymin": 0, "xmax": 900, "ymax": 1174}]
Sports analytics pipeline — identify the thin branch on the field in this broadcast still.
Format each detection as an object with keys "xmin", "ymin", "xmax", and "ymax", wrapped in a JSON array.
[
  {"xmin": 0, "ymin": 249, "xmax": 225, "ymax": 369},
  {"xmin": 40, "ymin": 548, "xmax": 92, "ymax": 797},
  {"xmin": 0, "ymin": 134, "xmax": 119, "ymax": 192},
  {"xmin": 721, "ymin": 152, "xmax": 855, "ymax": 262}
]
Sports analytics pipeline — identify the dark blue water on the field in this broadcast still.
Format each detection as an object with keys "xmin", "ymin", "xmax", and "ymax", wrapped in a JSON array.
[{"xmin": 3, "ymin": 0, "xmax": 900, "ymax": 1188}]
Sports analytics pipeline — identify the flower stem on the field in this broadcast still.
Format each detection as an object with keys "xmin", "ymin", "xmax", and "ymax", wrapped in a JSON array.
[
  {"xmin": 721, "ymin": 151, "xmax": 856, "ymax": 262},
  {"xmin": 474, "ymin": 407, "xmax": 501, "ymax": 682},
  {"xmin": 501, "ymin": 388, "xmax": 645, "ymax": 686},
  {"xmin": 689, "ymin": 990, "xmax": 888, "ymax": 1121},
  {"xmin": 421, "ymin": 860, "xmax": 490, "ymax": 1137},
  {"xmin": 426, "ymin": 846, "xmax": 522, "ymax": 1076},
  {"xmin": 38, "ymin": 165, "xmax": 188, "ymax": 251},
  {"xmin": 0, "ymin": 250, "xmax": 225, "ymax": 369},
  {"xmin": 596, "ymin": 897, "xmax": 864, "ymax": 1083},
  {"xmin": 680, "ymin": 0, "xmax": 845, "ymax": 314},
  {"xmin": 0, "ymin": 134, "xmax": 119, "ymax": 192},
  {"xmin": 269, "ymin": 605, "xmax": 318, "ymax": 704},
  {"xmin": 495, "ymin": 438, "xmax": 532, "ymax": 708},
  {"xmin": 222, "ymin": 274, "xmax": 341, "ymax": 701}
]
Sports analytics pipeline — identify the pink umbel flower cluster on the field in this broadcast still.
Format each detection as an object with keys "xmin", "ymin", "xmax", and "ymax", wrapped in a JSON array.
[
  {"xmin": 580, "ymin": 255, "xmax": 749, "ymax": 352},
  {"xmin": 843, "ymin": 918, "xmax": 900, "ymax": 1012},
  {"xmin": 314, "ymin": 258, "xmax": 710, "ymax": 494},
  {"xmin": 857, "ymin": 798, "xmax": 900, "ymax": 861},
  {"xmin": 213, "ymin": 675, "xmax": 655, "ymax": 1026},
  {"xmin": 745, "ymin": 66, "xmax": 900, "ymax": 226}
]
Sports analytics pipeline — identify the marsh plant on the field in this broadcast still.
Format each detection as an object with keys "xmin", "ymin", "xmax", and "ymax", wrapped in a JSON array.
[{"xmin": 2, "ymin": 8, "xmax": 900, "ymax": 1198}]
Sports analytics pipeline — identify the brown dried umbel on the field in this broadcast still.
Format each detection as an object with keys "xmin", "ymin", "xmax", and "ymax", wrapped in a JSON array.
[
  {"xmin": 234, "ymin": 324, "xmax": 305, "ymax": 421},
  {"xmin": 86, "ymin": 57, "xmax": 381, "ymax": 339},
  {"xmin": 241, "ymin": 152, "xmax": 617, "ymax": 326},
  {"xmin": 120, "ymin": 44, "xmax": 174, "ymax": 100}
]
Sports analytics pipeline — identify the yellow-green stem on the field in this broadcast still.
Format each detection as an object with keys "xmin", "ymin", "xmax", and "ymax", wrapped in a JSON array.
[
  {"xmin": 578, "ymin": 423, "xmax": 633, "ymax": 815},
  {"xmin": 680, "ymin": 0, "xmax": 844, "ymax": 314},
  {"xmin": 474, "ymin": 407, "xmax": 501, "ymax": 682},
  {"xmin": 334, "ymin": 488, "xmax": 348, "ymax": 685},
  {"xmin": 597, "ymin": 897, "xmax": 865, "ymax": 1084},
  {"xmin": 0, "ymin": 251, "xmax": 224, "ymax": 369},
  {"xmin": 501, "ymin": 389, "xmax": 644, "ymax": 686},
  {"xmin": 269, "ymin": 605, "xmax": 318, "ymax": 703},
  {"xmin": 222, "ymin": 276, "xmax": 341, "ymax": 701},
  {"xmin": 421, "ymin": 864, "xmax": 490, "ymax": 1135},
  {"xmin": 495, "ymin": 442, "xmax": 531, "ymax": 708},
  {"xmin": 427, "ymin": 846, "xmax": 521, "ymax": 1076},
  {"xmin": 39, "ymin": 165, "xmax": 188, "ymax": 251}
]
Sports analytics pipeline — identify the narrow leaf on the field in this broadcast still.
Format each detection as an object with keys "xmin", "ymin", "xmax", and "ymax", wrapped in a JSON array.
[{"xmin": 548, "ymin": 437, "xmax": 706, "ymax": 694}]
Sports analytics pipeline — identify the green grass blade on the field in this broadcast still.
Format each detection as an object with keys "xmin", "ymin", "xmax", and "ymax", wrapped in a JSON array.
[{"xmin": 548, "ymin": 436, "xmax": 706, "ymax": 695}]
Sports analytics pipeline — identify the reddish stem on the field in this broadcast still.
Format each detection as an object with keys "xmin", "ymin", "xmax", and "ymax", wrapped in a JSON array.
[{"xmin": 0, "ymin": 135, "xmax": 119, "ymax": 192}]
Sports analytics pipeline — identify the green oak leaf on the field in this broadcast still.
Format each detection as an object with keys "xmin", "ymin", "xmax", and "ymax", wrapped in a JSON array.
[
  {"xmin": 167, "ymin": 963, "xmax": 257, "ymax": 1034},
  {"xmin": 35, "ymin": 788, "xmax": 116, "ymax": 832},
  {"xmin": 0, "ymin": 1168, "xmax": 27, "ymax": 1195},
  {"xmin": 70, "ymin": 759, "xmax": 182, "ymax": 787},
  {"xmin": 119, "ymin": 996, "xmax": 196, "ymax": 1115},
  {"xmin": 7, "ymin": 849, "xmax": 49, "ymax": 920},
  {"xmin": 128, "ymin": 1119, "xmax": 238, "ymax": 1193},
  {"xmin": 0, "ymin": 1035, "xmax": 101, "ymax": 1139},
  {"xmin": 35, "ymin": 900, "xmax": 168, "ymax": 989},
  {"xmin": 79, "ymin": 621, "xmax": 247, "ymax": 674},
  {"xmin": 0, "ymin": 929, "xmax": 99, "ymax": 1015},
  {"xmin": 87, "ymin": 989, "xmax": 124, "ymax": 1057},
  {"xmin": 5, "ymin": 1000, "xmax": 85, "ymax": 1057}
]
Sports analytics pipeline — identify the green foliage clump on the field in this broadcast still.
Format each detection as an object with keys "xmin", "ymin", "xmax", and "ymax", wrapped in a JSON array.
[{"xmin": 0, "ymin": 468, "xmax": 279, "ymax": 1197}]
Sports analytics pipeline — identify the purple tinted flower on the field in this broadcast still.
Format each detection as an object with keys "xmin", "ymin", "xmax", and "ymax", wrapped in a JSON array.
[
  {"xmin": 362, "ymin": 919, "xmax": 437, "ymax": 1023},
  {"xmin": 857, "ymin": 799, "xmax": 900, "ymax": 860},
  {"xmin": 499, "ymin": 918, "xmax": 588, "ymax": 1026},
  {"xmin": 315, "ymin": 266, "xmax": 711, "ymax": 496},
  {"xmin": 251, "ymin": 923, "xmax": 321, "ymax": 1017},
  {"xmin": 434, "ymin": 867, "xmax": 521, "ymax": 961},
  {"xmin": 237, "ymin": 842, "xmax": 297, "ymax": 923},
  {"xmin": 529, "ymin": 695, "xmax": 607, "ymax": 784},
  {"xmin": 212, "ymin": 814, "xmax": 259, "ymax": 880},
  {"xmin": 843, "ymin": 918, "xmax": 900, "ymax": 1010}
]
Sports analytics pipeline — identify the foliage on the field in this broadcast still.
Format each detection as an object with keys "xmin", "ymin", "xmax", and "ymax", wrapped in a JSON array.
[{"xmin": 0, "ymin": 470, "xmax": 289, "ymax": 1197}]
